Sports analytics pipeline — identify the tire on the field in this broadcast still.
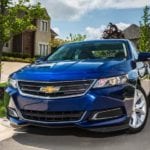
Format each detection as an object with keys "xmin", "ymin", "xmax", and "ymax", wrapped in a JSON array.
[{"xmin": 128, "ymin": 86, "xmax": 149, "ymax": 134}]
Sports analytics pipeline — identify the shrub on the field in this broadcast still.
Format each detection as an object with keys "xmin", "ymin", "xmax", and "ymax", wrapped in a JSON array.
[
  {"xmin": 0, "ymin": 83, "xmax": 9, "ymax": 117},
  {"xmin": 2, "ymin": 52, "xmax": 31, "ymax": 59},
  {"xmin": 0, "ymin": 106, "xmax": 6, "ymax": 117},
  {"xmin": 1, "ymin": 56, "xmax": 35, "ymax": 63}
]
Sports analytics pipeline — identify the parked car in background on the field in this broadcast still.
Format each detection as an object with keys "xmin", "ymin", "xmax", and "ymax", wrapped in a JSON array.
[{"xmin": 6, "ymin": 39, "xmax": 150, "ymax": 133}]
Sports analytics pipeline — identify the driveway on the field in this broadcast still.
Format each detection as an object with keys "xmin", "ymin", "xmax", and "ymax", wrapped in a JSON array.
[
  {"xmin": 1, "ymin": 61, "xmax": 29, "ymax": 83},
  {"xmin": 0, "ymin": 115, "xmax": 150, "ymax": 150}
]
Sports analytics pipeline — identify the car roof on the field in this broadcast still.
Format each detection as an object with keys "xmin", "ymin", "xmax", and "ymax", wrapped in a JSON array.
[{"xmin": 65, "ymin": 39, "xmax": 130, "ymax": 45}]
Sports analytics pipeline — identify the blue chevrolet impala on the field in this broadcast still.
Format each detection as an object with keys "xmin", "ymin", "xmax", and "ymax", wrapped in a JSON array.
[{"xmin": 6, "ymin": 39, "xmax": 150, "ymax": 133}]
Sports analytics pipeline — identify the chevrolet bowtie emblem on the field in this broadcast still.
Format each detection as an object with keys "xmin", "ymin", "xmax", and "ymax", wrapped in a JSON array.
[{"xmin": 40, "ymin": 86, "xmax": 60, "ymax": 94}]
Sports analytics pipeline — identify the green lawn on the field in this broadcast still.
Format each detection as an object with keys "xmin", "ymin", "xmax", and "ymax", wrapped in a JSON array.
[{"xmin": 0, "ymin": 83, "xmax": 9, "ymax": 117}]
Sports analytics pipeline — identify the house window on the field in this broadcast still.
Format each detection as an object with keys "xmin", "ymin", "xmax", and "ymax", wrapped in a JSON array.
[
  {"xmin": 39, "ymin": 44, "xmax": 49, "ymax": 56},
  {"xmin": 40, "ymin": 21, "xmax": 48, "ymax": 32}
]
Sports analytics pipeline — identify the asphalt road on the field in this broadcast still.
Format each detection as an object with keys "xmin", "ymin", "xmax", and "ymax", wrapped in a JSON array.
[{"xmin": 0, "ymin": 112, "xmax": 149, "ymax": 150}]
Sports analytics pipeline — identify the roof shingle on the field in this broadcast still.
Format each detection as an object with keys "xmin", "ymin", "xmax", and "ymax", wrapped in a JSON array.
[{"xmin": 123, "ymin": 24, "xmax": 140, "ymax": 40}]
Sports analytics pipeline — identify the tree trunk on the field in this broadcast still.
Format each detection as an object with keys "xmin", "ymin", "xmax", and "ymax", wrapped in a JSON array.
[{"xmin": 0, "ymin": 43, "xmax": 4, "ymax": 81}]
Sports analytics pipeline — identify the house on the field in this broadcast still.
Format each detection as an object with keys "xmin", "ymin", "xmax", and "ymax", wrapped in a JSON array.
[
  {"xmin": 51, "ymin": 29, "xmax": 58, "ymax": 40},
  {"xmin": 2, "ymin": 10, "xmax": 58, "ymax": 57},
  {"xmin": 123, "ymin": 24, "xmax": 140, "ymax": 47}
]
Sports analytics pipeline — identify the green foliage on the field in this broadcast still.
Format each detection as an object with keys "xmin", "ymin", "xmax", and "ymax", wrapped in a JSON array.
[
  {"xmin": 50, "ymin": 34, "xmax": 87, "ymax": 51},
  {"xmin": 50, "ymin": 38, "xmax": 68, "ymax": 50},
  {"xmin": 0, "ymin": 82, "xmax": 7, "ymax": 88},
  {"xmin": 0, "ymin": 106, "xmax": 6, "ymax": 117},
  {"xmin": 1, "ymin": 52, "xmax": 36, "ymax": 63},
  {"xmin": 0, "ymin": 83, "xmax": 9, "ymax": 117},
  {"xmin": 66, "ymin": 33, "xmax": 86, "ymax": 42},
  {"xmin": 1, "ymin": 56, "xmax": 35, "ymax": 63},
  {"xmin": 139, "ymin": 6, "xmax": 150, "ymax": 52},
  {"xmin": 0, "ymin": 0, "xmax": 47, "ymax": 48},
  {"xmin": 2, "ymin": 52, "xmax": 31, "ymax": 58},
  {"xmin": 0, "ymin": 0, "xmax": 46, "ymax": 80}
]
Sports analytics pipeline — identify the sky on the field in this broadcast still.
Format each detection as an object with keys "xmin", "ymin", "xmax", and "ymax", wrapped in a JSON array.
[{"xmin": 38, "ymin": 0, "xmax": 150, "ymax": 39}]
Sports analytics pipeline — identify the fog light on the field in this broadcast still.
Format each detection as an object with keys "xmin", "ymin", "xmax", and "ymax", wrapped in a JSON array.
[
  {"xmin": 8, "ymin": 108, "xmax": 18, "ymax": 118},
  {"xmin": 8, "ymin": 97, "xmax": 18, "ymax": 118},
  {"xmin": 91, "ymin": 108, "xmax": 123, "ymax": 120},
  {"xmin": 8, "ymin": 97, "xmax": 16, "ymax": 108}
]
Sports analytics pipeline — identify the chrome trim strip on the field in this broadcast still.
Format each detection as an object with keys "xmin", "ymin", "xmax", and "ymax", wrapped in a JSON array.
[
  {"xmin": 17, "ymin": 79, "xmax": 96, "ymax": 99},
  {"xmin": 91, "ymin": 108, "xmax": 122, "ymax": 121},
  {"xmin": 17, "ymin": 79, "xmax": 95, "ymax": 83}
]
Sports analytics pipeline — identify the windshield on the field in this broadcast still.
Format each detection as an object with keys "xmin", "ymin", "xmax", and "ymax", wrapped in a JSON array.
[{"xmin": 47, "ymin": 41, "xmax": 128, "ymax": 61}]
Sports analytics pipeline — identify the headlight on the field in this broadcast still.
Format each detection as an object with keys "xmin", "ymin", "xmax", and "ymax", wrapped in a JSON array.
[
  {"xmin": 8, "ymin": 78, "xmax": 18, "ymax": 88},
  {"xmin": 93, "ymin": 75, "xmax": 128, "ymax": 88}
]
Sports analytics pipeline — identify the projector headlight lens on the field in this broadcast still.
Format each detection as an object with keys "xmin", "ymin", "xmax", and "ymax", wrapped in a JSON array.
[{"xmin": 93, "ymin": 75, "xmax": 128, "ymax": 88}]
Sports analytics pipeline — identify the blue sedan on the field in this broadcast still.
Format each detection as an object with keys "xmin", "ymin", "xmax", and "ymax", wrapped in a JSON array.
[{"xmin": 6, "ymin": 39, "xmax": 150, "ymax": 133}]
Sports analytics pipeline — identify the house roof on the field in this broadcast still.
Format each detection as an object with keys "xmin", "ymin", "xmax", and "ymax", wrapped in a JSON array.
[
  {"xmin": 41, "ymin": 8, "xmax": 51, "ymax": 20},
  {"xmin": 123, "ymin": 24, "xmax": 140, "ymax": 40},
  {"xmin": 50, "ymin": 28, "xmax": 58, "ymax": 37}
]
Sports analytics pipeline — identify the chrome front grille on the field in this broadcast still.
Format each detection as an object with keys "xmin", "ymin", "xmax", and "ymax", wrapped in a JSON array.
[{"xmin": 18, "ymin": 80, "xmax": 94, "ymax": 99}]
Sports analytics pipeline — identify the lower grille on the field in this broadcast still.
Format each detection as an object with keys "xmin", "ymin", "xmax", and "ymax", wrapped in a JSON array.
[{"xmin": 21, "ymin": 110, "xmax": 84, "ymax": 122}]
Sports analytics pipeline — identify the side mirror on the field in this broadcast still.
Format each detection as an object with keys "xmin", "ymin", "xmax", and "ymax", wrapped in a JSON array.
[
  {"xmin": 137, "ymin": 52, "xmax": 150, "ymax": 62},
  {"xmin": 35, "ymin": 56, "xmax": 46, "ymax": 63}
]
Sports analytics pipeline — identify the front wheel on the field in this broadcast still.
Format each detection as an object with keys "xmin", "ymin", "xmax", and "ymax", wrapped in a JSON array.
[{"xmin": 128, "ymin": 87, "xmax": 149, "ymax": 133}]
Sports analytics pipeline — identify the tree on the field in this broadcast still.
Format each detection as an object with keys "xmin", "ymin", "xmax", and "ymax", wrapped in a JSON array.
[
  {"xmin": 102, "ymin": 22, "xmax": 125, "ymax": 39},
  {"xmin": 0, "ymin": 0, "xmax": 47, "ymax": 79},
  {"xmin": 50, "ymin": 38, "xmax": 68, "ymax": 52},
  {"xmin": 139, "ymin": 6, "xmax": 150, "ymax": 52},
  {"xmin": 50, "ymin": 33, "xmax": 86, "ymax": 52},
  {"xmin": 66, "ymin": 33, "xmax": 86, "ymax": 42}
]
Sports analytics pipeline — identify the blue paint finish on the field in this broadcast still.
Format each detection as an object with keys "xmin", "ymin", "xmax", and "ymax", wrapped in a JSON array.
[{"xmin": 6, "ymin": 39, "xmax": 150, "ymax": 131}]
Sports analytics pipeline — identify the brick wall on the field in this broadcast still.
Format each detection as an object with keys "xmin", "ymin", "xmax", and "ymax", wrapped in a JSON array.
[{"xmin": 22, "ymin": 31, "xmax": 35, "ymax": 57}]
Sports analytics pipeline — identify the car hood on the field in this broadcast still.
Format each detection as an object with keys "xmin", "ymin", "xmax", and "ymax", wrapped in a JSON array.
[{"xmin": 11, "ymin": 60, "xmax": 131, "ymax": 81}]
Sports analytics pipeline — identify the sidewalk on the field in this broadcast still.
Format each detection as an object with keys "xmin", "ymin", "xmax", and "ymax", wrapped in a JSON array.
[
  {"xmin": 0, "ymin": 118, "xmax": 14, "ymax": 141},
  {"xmin": 0, "ymin": 61, "xmax": 28, "ymax": 140}
]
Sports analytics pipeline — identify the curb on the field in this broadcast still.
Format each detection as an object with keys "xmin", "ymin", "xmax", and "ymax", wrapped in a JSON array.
[
  {"xmin": 0, "ymin": 118, "xmax": 14, "ymax": 142},
  {"xmin": 141, "ymin": 80, "xmax": 150, "ymax": 96},
  {"xmin": 0, "ymin": 118, "xmax": 11, "ymax": 128}
]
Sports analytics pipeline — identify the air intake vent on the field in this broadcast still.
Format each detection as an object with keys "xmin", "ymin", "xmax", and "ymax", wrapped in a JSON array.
[{"xmin": 21, "ymin": 110, "xmax": 84, "ymax": 122}]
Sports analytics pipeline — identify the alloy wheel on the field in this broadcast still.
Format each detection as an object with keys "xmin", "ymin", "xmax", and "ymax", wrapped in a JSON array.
[{"xmin": 129, "ymin": 89, "xmax": 147, "ymax": 129}]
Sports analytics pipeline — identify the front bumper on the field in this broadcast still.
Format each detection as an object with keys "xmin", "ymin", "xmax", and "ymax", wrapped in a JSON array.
[{"xmin": 6, "ymin": 84, "xmax": 135, "ymax": 131}]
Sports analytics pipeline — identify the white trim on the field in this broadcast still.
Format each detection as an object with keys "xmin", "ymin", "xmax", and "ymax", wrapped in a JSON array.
[
  {"xmin": 40, "ymin": 20, "xmax": 48, "ymax": 32},
  {"xmin": 38, "ymin": 42, "xmax": 49, "ymax": 56}
]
